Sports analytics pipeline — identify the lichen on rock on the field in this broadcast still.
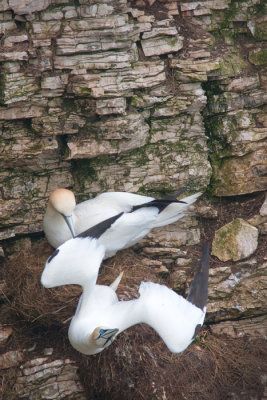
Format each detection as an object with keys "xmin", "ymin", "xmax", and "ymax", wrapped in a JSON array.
[{"xmin": 212, "ymin": 218, "xmax": 259, "ymax": 262}]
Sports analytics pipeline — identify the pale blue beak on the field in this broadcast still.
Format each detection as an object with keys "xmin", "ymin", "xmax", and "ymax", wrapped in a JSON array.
[
  {"xmin": 99, "ymin": 328, "xmax": 119, "ymax": 346},
  {"xmin": 63, "ymin": 215, "xmax": 76, "ymax": 238}
]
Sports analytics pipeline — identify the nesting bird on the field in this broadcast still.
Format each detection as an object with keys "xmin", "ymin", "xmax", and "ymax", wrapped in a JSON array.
[
  {"xmin": 41, "ymin": 214, "xmax": 209, "ymax": 356},
  {"xmin": 43, "ymin": 188, "xmax": 202, "ymax": 258}
]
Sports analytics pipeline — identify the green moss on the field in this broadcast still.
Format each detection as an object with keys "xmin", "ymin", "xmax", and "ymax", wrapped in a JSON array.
[
  {"xmin": 253, "ymin": 23, "xmax": 267, "ymax": 41},
  {"xmin": 218, "ymin": 53, "xmax": 248, "ymax": 76},
  {"xmin": 220, "ymin": 29, "xmax": 235, "ymax": 44},
  {"xmin": 248, "ymin": 49, "xmax": 267, "ymax": 66},
  {"xmin": 252, "ymin": 1, "xmax": 266, "ymax": 15},
  {"xmin": 71, "ymin": 159, "xmax": 98, "ymax": 194},
  {"xmin": 28, "ymin": 142, "xmax": 44, "ymax": 153},
  {"xmin": 130, "ymin": 97, "xmax": 138, "ymax": 107},
  {"xmin": 79, "ymin": 88, "xmax": 92, "ymax": 94},
  {"xmin": 212, "ymin": 218, "xmax": 250, "ymax": 261},
  {"xmin": 219, "ymin": 0, "xmax": 239, "ymax": 29},
  {"xmin": 170, "ymin": 38, "xmax": 178, "ymax": 47}
]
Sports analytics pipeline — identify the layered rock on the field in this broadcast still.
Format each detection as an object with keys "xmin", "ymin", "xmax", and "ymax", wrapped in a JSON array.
[
  {"xmin": 0, "ymin": 0, "xmax": 216, "ymax": 242},
  {"xmin": 0, "ymin": 2, "xmax": 266, "ymax": 398}
]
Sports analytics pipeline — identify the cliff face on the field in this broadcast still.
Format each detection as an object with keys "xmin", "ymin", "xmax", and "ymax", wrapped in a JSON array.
[
  {"xmin": 0, "ymin": 1, "xmax": 266, "ymax": 399},
  {"xmin": 1, "ymin": 0, "xmax": 265, "ymax": 240}
]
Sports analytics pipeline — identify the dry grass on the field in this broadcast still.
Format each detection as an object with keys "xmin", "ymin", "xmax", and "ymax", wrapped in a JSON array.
[
  {"xmin": 1, "ymin": 240, "xmax": 81, "ymax": 328},
  {"xmin": 77, "ymin": 327, "xmax": 266, "ymax": 400},
  {"xmin": 1, "ymin": 236, "xmax": 266, "ymax": 400}
]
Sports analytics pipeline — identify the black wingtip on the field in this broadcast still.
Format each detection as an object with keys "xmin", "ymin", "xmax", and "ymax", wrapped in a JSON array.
[
  {"xmin": 77, "ymin": 212, "xmax": 124, "ymax": 239},
  {"xmin": 187, "ymin": 244, "xmax": 210, "ymax": 311},
  {"xmin": 130, "ymin": 186, "xmax": 189, "ymax": 213},
  {"xmin": 131, "ymin": 198, "xmax": 186, "ymax": 214}
]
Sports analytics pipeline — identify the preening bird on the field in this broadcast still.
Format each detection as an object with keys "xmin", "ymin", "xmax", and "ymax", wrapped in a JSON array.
[
  {"xmin": 43, "ymin": 188, "xmax": 202, "ymax": 258},
  {"xmin": 41, "ymin": 216, "xmax": 210, "ymax": 356}
]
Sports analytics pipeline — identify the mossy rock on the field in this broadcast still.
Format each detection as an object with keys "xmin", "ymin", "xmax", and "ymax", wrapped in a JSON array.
[
  {"xmin": 248, "ymin": 48, "xmax": 267, "ymax": 66},
  {"xmin": 212, "ymin": 218, "xmax": 259, "ymax": 262}
]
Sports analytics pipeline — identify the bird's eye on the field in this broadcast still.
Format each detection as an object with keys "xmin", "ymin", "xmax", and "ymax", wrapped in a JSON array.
[{"xmin": 99, "ymin": 329, "xmax": 105, "ymax": 336}]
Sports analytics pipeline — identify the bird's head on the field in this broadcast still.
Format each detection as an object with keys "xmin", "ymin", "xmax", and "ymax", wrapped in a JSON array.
[
  {"xmin": 49, "ymin": 188, "xmax": 76, "ymax": 237},
  {"xmin": 91, "ymin": 326, "xmax": 119, "ymax": 350}
]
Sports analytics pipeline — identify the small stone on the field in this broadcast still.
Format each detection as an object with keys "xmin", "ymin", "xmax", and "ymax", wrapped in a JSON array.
[
  {"xmin": 129, "ymin": 8, "xmax": 144, "ymax": 18},
  {"xmin": 43, "ymin": 348, "xmax": 54, "ymax": 356},
  {"xmin": 247, "ymin": 215, "xmax": 267, "ymax": 228},
  {"xmin": 156, "ymin": 265, "xmax": 169, "ymax": 276},
  {"xmin": 212, "ymin": 218, "xmax": 259, "ymax": 262},
  {"xmin": 141, "ymin": 34, "xmax": 183, "ymax": 57},
  {"xmin": 176, "ymin": 258, "xmax": 192, "ymax": 266},
  {"xmin": 170, "ymin": 269, "xmax": 188, "ymax": 292},
  {"xmin": 0, "ymin": 350, "xmax": 24, "ymax": 369},
  {"xmin": 0, "ymin": 246, "xmax": 5, "ymax": 258},
  {"xmin": 143, "ymin": 258, "xmax": 163, "ymax": 267},
  {"xmin": 260, "ymin": 223, "xmax": 267, "ymax": 235},
  {"xmin": 0, "ymin": 325, "xmax": 13, "ymax": 344},
  {"xmin": 196, "ymin": 204, "xmax": 218, "ymax": 218},
  {"xmin": 136, "ymin": 0, "xmax": 145, "ymax": 7},
  {"xmin": 260, "ymin": 193, "xmax": 267, "ymax": 216}
]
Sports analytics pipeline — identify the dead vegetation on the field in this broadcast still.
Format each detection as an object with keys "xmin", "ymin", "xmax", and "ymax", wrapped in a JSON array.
[
  {"xmin": 0, "ymin": 221, "xmax": 266, "ymax": 399},
  {"xmin": 77, "ymin": 329, "xmax": 266, "ymax": 400},
  {"xmin": 1, "ymin": 240, "xmax": 81, "ymax": 328}
]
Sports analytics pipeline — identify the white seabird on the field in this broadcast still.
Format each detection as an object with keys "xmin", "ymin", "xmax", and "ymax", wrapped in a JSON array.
[
  {"xmin": 43, "ymin": 187, "xmax": 202, "ymax": 258},
  {"xmin": 41, "ymin": 216, "xmax": 209, "ymax": 356}
]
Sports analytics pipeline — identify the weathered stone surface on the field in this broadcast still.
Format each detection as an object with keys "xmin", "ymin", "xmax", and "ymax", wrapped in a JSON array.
[
  {"xmin": 207, "ymin": 260, "xmax": 267, "ymax": 320},
  {"xmin": 141, "ymin": 24, "xmax": 183, "ymax": 56},
  {"xmin": 14, "ymin": 356, "xmax": 87, "ymax": 399},
  {"xmin": 67, "ymin": 61, "xmax": 166, "ymax": 97},
  {"xmin": 0, "ymin": 350, "xmax": 24, "ymax": 369},
  {"xmin": 210, "ymin": 315, "xmax": 267, "ymax": 339},
  {"xmin": 74, "ymin": 141, "xmax": 210, "ymax": 196},
  {"xmin": 212, "ymin": 147, "xmax": 267, "ymax": 196},
  {"xmin": 66, "ymin": 112, "xmax": 150, "ymax": 159},
  {"xmin": 8, "ymin": 0, "xmax": 52, "ymax": 15},
  {"xmin": 140, "ymin": 216, "xmax": 201, "ymax": 249},
  {"xmin": 212, "ymin": 219, "xmax": 259, "ymax": 262},
  {"xmin": 0, "ymin": 0, "xmax": 265, "ymax": 243},
  {"xmin": 260, "ymin": 193, "xmax": 267, "ymax": 216},
  {"xmin": 0, "ymin": 19, "xmax": 265, "ymax": 400},
  {"xmin": 170, "ymin": 256, "xmax": 267, "ymax": 321},
  {"xmin": 247, "ymin": 214, "xmax": 267, "ymax": 235},
  {"xmin": 0, "ymin": 325, "xmax": 13, "ymax": 344}
]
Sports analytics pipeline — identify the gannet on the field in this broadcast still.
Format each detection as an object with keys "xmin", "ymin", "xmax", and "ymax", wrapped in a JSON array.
[
  {"xmin": 43, "ymin": 187, "xmax": 202, "ymax": 258},
  {"xmin": 41, "ymin": 218, "xmax": 209, "ymax": 355}
]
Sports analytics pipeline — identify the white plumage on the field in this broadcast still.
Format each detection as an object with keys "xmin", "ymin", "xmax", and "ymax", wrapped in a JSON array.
[
  {"xmin": 41, "ymin": 216, "xmax": 209, "ymax": 356},
  {"xmin": 43, "ymin": 188, "xmax": 202, "ymax": 258}
]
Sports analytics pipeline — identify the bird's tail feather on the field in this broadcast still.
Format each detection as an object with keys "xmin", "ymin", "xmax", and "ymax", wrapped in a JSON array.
[
  {"xmin": 187, "ymin": 244, "xmax": 210, "ymax": 311},
  {"xmin": 151, "ymin": 192, "xmax": 202, "ymax": 228},
  {"xmin": 131, "ymin": 198, "xmax": 186, "ymax": 214}
]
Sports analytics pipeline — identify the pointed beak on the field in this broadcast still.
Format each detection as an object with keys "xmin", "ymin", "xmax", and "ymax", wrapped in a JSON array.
[
  {"xmin": 63, "ymin": 215, "xmax": 76, "ymax": 238},
  {"xmin": 99, "ymin": 328, "xmax": 119, "ymax": 340},
  {"xmin": 98, "ymin": 328, "xmax": 119, "ymax": 346}
]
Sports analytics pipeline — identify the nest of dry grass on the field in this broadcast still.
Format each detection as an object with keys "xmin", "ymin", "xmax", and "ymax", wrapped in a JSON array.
[
  {"xmin": 77, "ymin": 328, "xmax": 266, "ymax": 400},
  {"xmin": 1, "ymin": 239, "xmax": 266, "ymax": 400},
  {"xmin": 1, "ymin": 240, "xmax": 81, "ymax": 327}
]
